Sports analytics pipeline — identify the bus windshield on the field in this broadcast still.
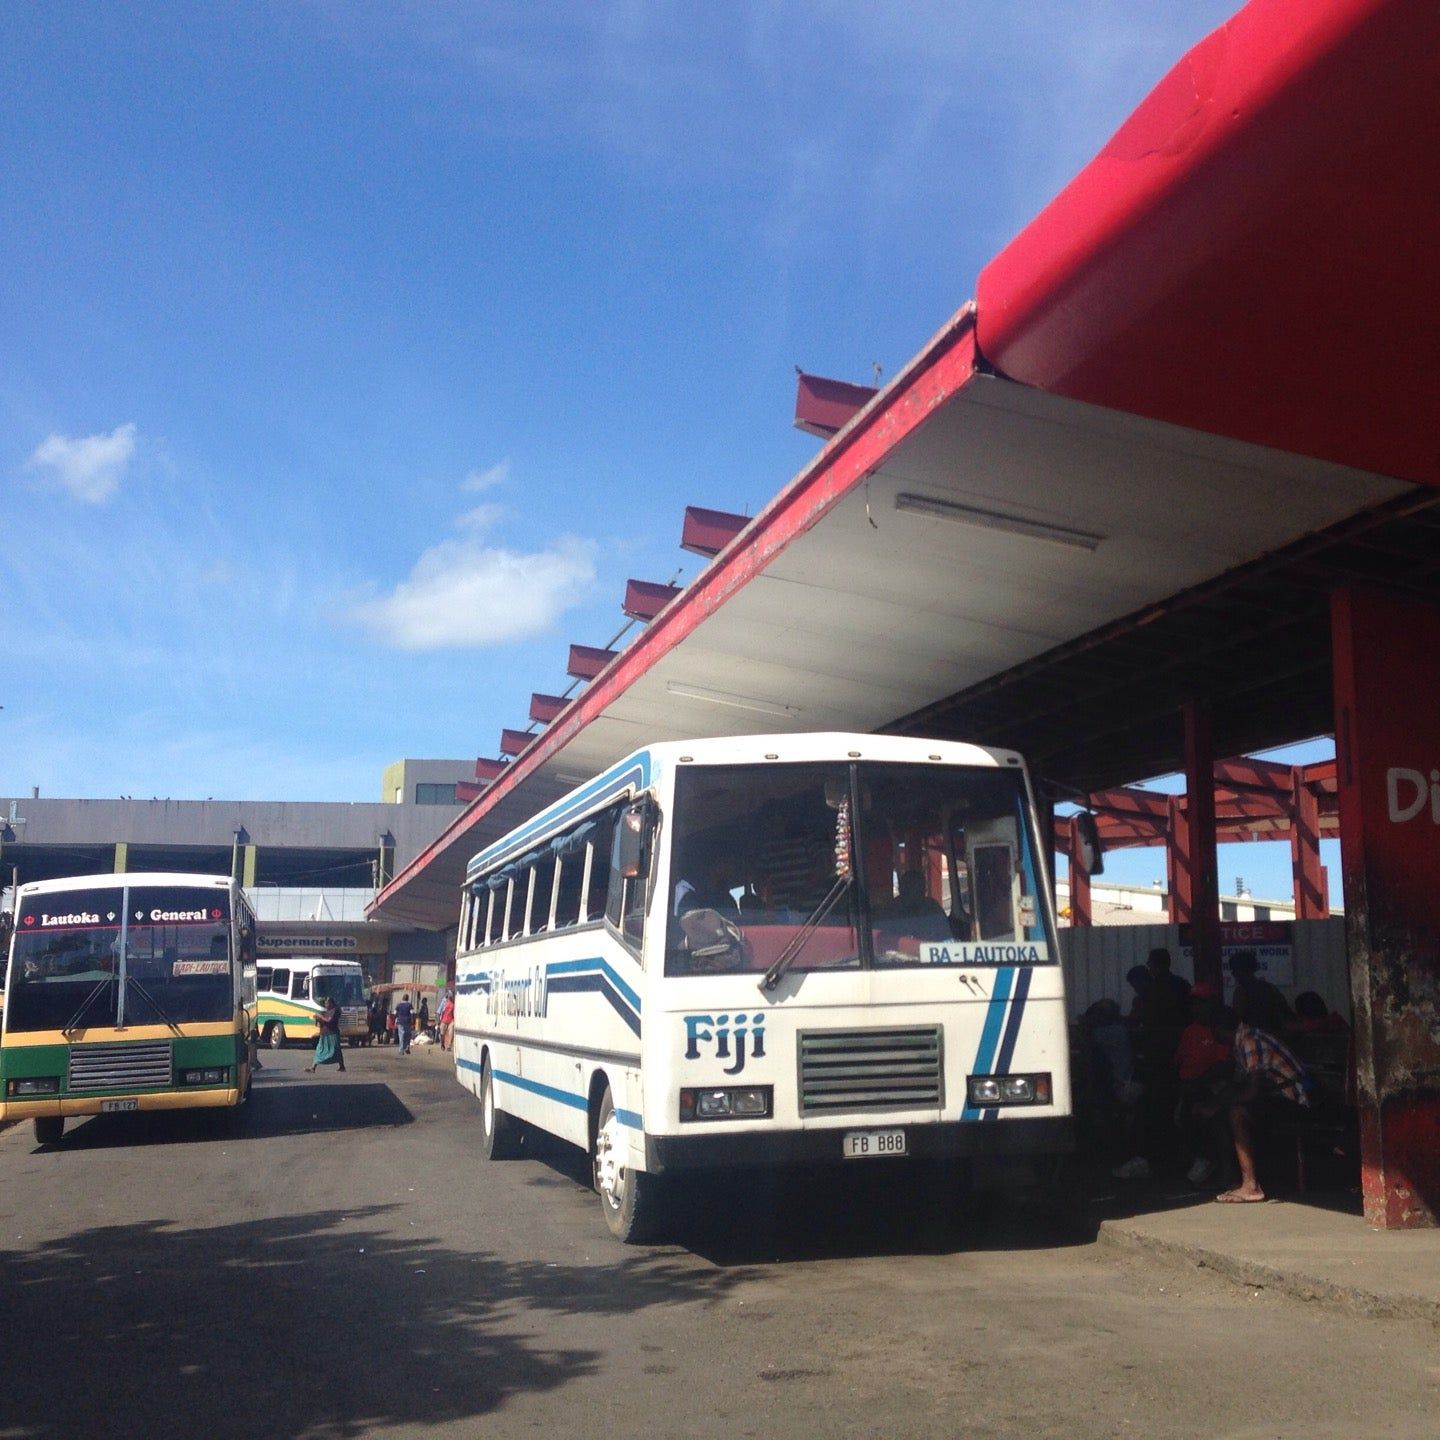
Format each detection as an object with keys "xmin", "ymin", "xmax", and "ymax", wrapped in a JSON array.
[
  {"xmin": 6, "ymin": 886, "xmax": 233, "ymax": 1032},
  {"xmin": 665, "ymin": 761, "xmax": 1051, "ymax": 977},
  {"xmin": 312, "ymin": 971, "xmax": 365, "ymax": 1006}
]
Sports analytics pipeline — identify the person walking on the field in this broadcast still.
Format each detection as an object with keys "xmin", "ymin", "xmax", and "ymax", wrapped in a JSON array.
[
  {"xmin": 438, "ymin": 989, "xmax": 455, "ymax": 1052},
  {"xmin": 304, "ymin": 996, "xmax": 347, "ymax": 1074},
  {"xmin": 418, "ymin": 994, "xmax": 430, "ymax": 1037},
  {"xmin": 394, "ymin": 993, "xmax": 415, "ymax": 1055}
]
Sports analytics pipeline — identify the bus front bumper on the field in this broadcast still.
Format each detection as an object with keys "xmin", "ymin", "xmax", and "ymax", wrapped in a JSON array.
[
  {"xmin": 644, "ymin": 1114, "xmax": 1074, "ymax": 1173},
  {"xmin": 0, "ymin": 1088, "xmax": 242, "ymax": 1121}
]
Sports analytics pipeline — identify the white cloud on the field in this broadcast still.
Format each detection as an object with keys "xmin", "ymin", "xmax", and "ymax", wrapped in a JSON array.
[
  {"xmin": 455, "ymin": 502, "xmax": 506, "ymax": 533},
  {"xmin": 354, "ymin": 532, "xmax": 596, "ymax": 651},
  {"xmin": 461, "ymin": 459, "xmax": 510, "ymax": 492},
  {"xmin": 28, "ymin": 422, "xmax": 138, "ymax": 503}
]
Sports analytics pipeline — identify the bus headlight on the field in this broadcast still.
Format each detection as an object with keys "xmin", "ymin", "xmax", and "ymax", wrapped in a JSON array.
[
  {"xmin": 679, "ymin": 1086, "xmax": 772, "ymax": 1122},
  {"xmin": 181, "ymin": 1068, "xmax": 228, "ymax": 1085},
  {"xmin": 6, "ymin": 1077, "xmax": 61, "ymax": 1096},
  {"xmin": 967, "ymin": 1073, "xmax": 1051, "ymax": 1107}
]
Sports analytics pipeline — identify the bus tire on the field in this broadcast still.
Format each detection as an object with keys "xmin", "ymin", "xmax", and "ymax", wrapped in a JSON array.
[
  {"xmin": 593, "ymin": 1085, "xmax": 661, "ymax": 1244},
  {"xmin": 480, "ymin": 1056, "xmax": 521, "ymax": 1160},
  {"xmin": 268, "ymin": 1022, "xmax": 287, "ymax": 1050},
  {"xmin": 33, "ymin": 1116, "xmax": 63, "ymax": 1146}
]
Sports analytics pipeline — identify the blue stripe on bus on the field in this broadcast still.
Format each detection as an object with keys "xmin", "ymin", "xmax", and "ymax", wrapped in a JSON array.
[
  {"xmin": 458, "ymin": 1057, "xmax": 642, "ymax": 1129},
  {"xmin": 546, "ymin": 956, "xmax": 641, "ymax": 1014},
  {"xmin": 466, "ymin": 753, "xmax": 652, "ymax": 878},
  {"xmin": 982, "ymin": 965, "xmax": 1034, "ymax": 1121},
  {"xmin": 456, "ymin": 957, "xmax": 641, "ymax": 1034},
  {"xmin": 546, "ymin": 976, "xmax": 642, "ymax": 1036},
  {"xmin": 961, "ymin": 966, "xmax": 1015, "ymax": 1121}
]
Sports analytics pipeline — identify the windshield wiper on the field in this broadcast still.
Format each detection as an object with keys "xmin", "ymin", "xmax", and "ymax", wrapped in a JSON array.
[
  {"xmin": 63, "ymin": 975, "xmax": 116, "ymax": 1035},
  {"xmin": 124, "ymin": 976, "xmax": 183, "ymax": 1035},
  {"xmin": 759, "ymin": 875, "xmax": 852, "ymax": 993}
]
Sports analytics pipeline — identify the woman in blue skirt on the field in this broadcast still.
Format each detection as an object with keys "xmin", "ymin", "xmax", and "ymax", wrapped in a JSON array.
[{"xmin": 305, "ymin": 996, "xmax": 347, "ymax": 1073}]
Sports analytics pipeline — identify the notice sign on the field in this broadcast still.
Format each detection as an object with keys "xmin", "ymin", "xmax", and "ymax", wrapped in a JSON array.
[{"xmin": 1179, "ymin": 920, "xmax": 1294, "ymax": 988}]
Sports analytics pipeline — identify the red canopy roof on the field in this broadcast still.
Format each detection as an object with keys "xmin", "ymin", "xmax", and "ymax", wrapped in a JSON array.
[{"xmin": 978, "ymin": 0, "xmax": 1440, "ymax": 486}]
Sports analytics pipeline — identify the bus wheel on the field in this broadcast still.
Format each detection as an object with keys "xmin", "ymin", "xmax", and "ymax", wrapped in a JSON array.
[
  {"xmin": 33, "ymin": 1116, "xmax": 63, "ymax": 1146},
  {"xmin": 480, "ymin": 1056, "xmax": 521, "ymax": 1160},
  {"xmin": 593, "ymin": 1086, "xmax": 660, "ymax": 1244},
  {"xmin": 268, "ymin": 1022, "xmax": 287, "ymax": 1050}
]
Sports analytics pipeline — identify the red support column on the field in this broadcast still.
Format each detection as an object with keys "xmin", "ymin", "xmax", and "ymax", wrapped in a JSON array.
[
  {"xmin": 1165, "ymin": 796, "xmax": 1192, "ymax": 924},
  {"xmin": 1183, "ymin": 702, "xmax": 1222, "ymax": 991},
  {"xmin": 1066, "ymin": 816, "xmax": 1093, "ymax": 926},
  {"xmin": 1333, "ymin": 587, "xmax": 1440, "ymax": 1228},
  {"xmin": 1290, "ymin": 769, "xmax": 1330, "ymax": 919}
]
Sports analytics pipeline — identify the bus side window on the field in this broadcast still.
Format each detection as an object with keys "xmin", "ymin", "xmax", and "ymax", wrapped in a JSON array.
[
  {"xmin": 293, "ymin": 972, "xmax": 310, "ymax": 1000},
  {"xmin": 271, "ymin": 968, "xmax": 290, "ymax": 996},
  {"xmin": 458, "ymin": 893, "xmax": 473, "ymax": 955},
  {"xmin": 584, "ymin": 809, "xmax": 619, "ymax": 924},
  {"xmin": 606, "ymin": 803, "xmax": 652, "ymax": 953},
  {"xmin": 256, "ymin": 966, "xmax": 273, "ymax": 993},
  {"xmin": 554, "ymin": 850, "xmax": 584, "ymax": 929}
]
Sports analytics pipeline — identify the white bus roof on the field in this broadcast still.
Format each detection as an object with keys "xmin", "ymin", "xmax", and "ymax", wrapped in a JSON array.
[
  {"xmin": 465, "ymin": 731, "xmax": 1023, "ymax": 881},
  {"xmin": 16, "ymin": 872, "xmax": 235, "ymax": 897}
]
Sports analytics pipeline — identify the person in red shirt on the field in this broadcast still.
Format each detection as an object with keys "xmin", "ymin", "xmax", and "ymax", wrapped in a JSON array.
[
  {"xmin": 1175, "ymin": 983, "xmax": 1234, "ymax": 1184},
  {"xmin": 438, "ymin": 990, "xmax": 456, "ymax": 1052}
]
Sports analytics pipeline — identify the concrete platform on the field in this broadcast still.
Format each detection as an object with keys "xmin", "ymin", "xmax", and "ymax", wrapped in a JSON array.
[{"xmin": 1083, "ymin": 1185, "xmax": 1440, "ymax": 1324}]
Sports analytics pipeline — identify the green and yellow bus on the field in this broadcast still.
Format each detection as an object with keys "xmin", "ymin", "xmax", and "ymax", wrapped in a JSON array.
[{"xmin": 0, "ymin": 872, "xmax": 257, "ymax": 1144}]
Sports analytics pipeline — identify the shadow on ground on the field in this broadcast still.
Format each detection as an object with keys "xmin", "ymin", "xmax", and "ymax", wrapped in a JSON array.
[
  {"xmin": 508, "ymin": 1122, "xmax": 1093, "ymax": 1265},
  {"xmin": 34, "ymin": 1080, "xmax": 414, "ymax": 1153},
  {"xmin": 0, "ymin": 1200, "xmax": 743, "ymax": 1440}
]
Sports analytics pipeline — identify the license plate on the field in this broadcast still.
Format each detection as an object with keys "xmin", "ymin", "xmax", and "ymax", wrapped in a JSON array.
[
  {"xmin": 101, "ymin": 1099, "xmax": 139, "ymax": 1113},
  {"xmin": 842, "ymin": 1128, "xmax": 906, "ymax": 1159}
]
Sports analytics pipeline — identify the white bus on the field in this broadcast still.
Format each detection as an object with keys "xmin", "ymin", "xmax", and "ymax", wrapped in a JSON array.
[
  {"xmin": 454, "ymin": 733, "xmax": 1072, "ymax": 1241},
  {"xmin": 253, "ymin": 958, "xmax": 369, "ymax": 1049}
]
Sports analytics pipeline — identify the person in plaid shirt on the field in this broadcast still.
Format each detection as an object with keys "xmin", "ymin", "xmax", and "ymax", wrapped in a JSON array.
[{"xmin": 1207, "ymin": 1003, "xmax": 1310, "ymax": 1203}]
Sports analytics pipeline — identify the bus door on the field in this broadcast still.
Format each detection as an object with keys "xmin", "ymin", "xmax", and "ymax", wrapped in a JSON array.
[{"xmin": 965, "ymin": 818, "xmax": 1024, "ymax": 942}]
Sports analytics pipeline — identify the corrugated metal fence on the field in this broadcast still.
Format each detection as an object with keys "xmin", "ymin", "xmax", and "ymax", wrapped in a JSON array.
[{"xmin": 1059, "ymin": 919, "xmax": 1350, "ymax": 1019}]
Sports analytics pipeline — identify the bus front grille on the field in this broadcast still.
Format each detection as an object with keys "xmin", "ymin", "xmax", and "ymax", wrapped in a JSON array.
[
  {"xmin": 68, "ymin": 1041, "xmax": 173, "ymax": 1092},
  {"xmin": 797, "ymin": 1026, "xmax": 943, "ymax": 1114}
]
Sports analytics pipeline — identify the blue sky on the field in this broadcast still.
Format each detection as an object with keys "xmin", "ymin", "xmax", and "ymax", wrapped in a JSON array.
[{"xmin": 3, "ymin": 3, "xmax": 1248, "ymax": 823}]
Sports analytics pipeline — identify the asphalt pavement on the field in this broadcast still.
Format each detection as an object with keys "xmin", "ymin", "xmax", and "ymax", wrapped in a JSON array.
[{"xmin": 2, "ymin": 1042, "xmax": 1437, "ymax": 1440}]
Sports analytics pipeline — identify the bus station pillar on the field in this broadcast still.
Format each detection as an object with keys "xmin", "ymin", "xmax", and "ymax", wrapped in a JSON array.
[
  {"xmin": 1067, "ymin": 817, "xmax": 1093, "ymax": 926},
  {"xmin": 1332, "ymin": 588, "xmax": 1440, "ymax": 1228},
  {"xmin": 1290, "ymin": 770, "xmax": 1329, "ymax": 920},
  {"xmin": 1183, "ymin": 702, "xmax": 1221, "ymax": 991}
]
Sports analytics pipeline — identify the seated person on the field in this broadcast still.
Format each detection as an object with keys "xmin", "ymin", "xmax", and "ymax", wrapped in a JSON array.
[
  {"xmin": 874, "ymin": 869, "xmax": 952, "ymax": 950},
  {"xmin": 673, "ymin": 856, "xmax": 739, "ymax": 919},
  {"xmin": 1200, "ymin": 996, "xmax": 1311, "ymax": 1203},
  {"xmin": 1289, "ymin": 991, "xmax": 1350, "ymax": 1035},
  {"xmin": 1228, "ymin": 949, "xmax": 1293, "ymax": 1034},
  {"xmin": 1174, "ymin": 984, "xmax": 1234, "ymax": 1184}
]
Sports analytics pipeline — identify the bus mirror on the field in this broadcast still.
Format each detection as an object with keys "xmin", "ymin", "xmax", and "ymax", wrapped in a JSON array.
[
  {"xmin": 618, "ymin": 802, "xmax": 652, "ymax": 879},
  {"xmin": 1073, "ymin": 812, "xmax": 1105, "ymax": 876}
]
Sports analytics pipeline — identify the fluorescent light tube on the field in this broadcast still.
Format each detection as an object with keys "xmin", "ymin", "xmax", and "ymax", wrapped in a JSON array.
[
  {"xmin": 893, "ymin": 492, "xmax": 1103, "ymax": 551},
  {"xmin": 665, "ymin": 682, "xmax": 800, "ymax": 718}
]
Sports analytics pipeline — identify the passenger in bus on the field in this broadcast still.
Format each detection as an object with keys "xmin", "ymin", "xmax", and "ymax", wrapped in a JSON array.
[
  {"xmin": 672, "ymin": 853, "xmax": 739, "ymax": 919},
  {"xmin": 874, "ymin": 869, "xmax": 952, "ymax": 943}
]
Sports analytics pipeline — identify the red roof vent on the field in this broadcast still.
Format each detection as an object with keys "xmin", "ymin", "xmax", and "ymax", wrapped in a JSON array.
[
  {"xmin": 529, "ymin": 693, "xmax": 567, "ymax": 725},
  {"xmin": 794, "ymin": 372, "xmax": 878, "ymax": 440},
  {"xmin": 681, "ymin": 506, "xmax": 748, "ymax": 559},
  {"xmin": 499, "ymin": 729, "xmax": 535, "ymax": 758},
  {"xmin": 623, "ymin": 579, "xmax": 682, "ymax": 622},
  {"xmin": 567, "ymin": 644, "xmax": 617, "ymax": 681}
]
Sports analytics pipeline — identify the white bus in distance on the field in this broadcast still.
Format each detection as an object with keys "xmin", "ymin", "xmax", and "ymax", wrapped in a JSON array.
[{"xmin": 453, "ymin": 732, "xmax": 1072, "ymax": 1242}]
